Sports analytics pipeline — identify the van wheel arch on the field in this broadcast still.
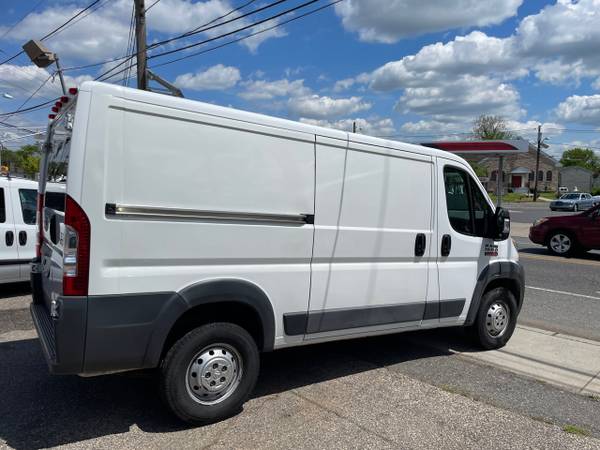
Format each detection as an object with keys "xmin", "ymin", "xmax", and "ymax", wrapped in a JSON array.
[
  {"xmin": 465, "ymin": 262, "xmax": 524, "ymax": 327},
  {"xmin": 144, "ymin": 279, "xmax": 275, "ymax": 368}
]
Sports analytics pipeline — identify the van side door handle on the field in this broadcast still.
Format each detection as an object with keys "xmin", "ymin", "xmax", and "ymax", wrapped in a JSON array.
[
  {"xmin": 441, "ymin": 234, "xmax": 451, "ymax": 257},
  {"xmin": 5, "ymin": 230, "xmax": 14, "ymax": 247},
  {"xmin": 414, "ymin": 233, "xmax": 426, "ymax": 257},
  {"xmin": 19, "ymin": 231, "xmax": 27, "ymax": 246}
]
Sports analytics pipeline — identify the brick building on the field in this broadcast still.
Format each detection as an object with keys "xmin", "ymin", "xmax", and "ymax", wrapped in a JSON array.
[{"xmin": 468, "ymin": 144, "xmax": 559, "ymax": 194}]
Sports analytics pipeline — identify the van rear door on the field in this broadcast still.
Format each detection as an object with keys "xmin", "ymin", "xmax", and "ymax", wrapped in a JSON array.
[{"xmin": 38, "ymin": 108, "xmax": 72, "ymax": 308}]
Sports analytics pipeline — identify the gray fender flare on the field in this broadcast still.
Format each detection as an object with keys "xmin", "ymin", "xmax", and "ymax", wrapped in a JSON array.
[
  {"xmin": 464, "ymin": 261, "xmax": 525, "ymax": 326},
  {"xmin": 143, "ymin": 279, "xmax": 276, "ymax": 367}
]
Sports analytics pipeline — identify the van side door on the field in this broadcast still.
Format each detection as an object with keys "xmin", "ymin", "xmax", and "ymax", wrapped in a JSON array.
[
  {"xmin": 0, "ymin": 185, "xmax": 20, "ymax": 283},
  {"xmin": 302, "ymin": 138, "xmax": 435, "ymax": 339},
  {"xmin": 435, "ymin": 160, "xmax": 496, "ymax": 324}
]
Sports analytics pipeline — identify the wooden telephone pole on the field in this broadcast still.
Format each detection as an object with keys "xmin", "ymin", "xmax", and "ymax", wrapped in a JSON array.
[{"xmin": 134, "ymin": 0, "xmax": 148, "ymax": 90}]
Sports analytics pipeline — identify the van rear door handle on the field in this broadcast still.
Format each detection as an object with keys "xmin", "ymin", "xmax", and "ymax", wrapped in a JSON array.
[
  {"xmin": 414, "ymin": 233, "xmax": 426, "ymax": 257},
  {"xmin": 19, "ymin": 231, "xmax": 27, "ymax": 246},
  {"xmin": 5, "ymin": 230, "xmax": 14, "ymax": 247},
  {"xmin": 441, "ymin": 234, "xmax": 452, "ymax": 257}
]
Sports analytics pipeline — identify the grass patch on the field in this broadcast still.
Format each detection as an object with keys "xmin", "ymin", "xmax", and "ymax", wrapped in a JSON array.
[
  {"xmin": 563, "ymin": 425, "xmax": 591, "ymax": 437},
  {"xmin": 488, "ymin": 192, "xmax": 557, "ymax": 204}
]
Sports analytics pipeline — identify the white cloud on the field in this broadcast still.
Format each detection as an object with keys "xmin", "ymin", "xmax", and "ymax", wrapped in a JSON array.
[
  {"xmin": 0, "ymin": 64, "xmax": 92, "ymax": 100},
  {"xmin": 334, "ymin": 0, "xmax": 522, "ymax": 43},
  {"xmin": 397, "ymin": 75, "xmax": 524, "ymax": 122},
  {"xmin": 299, "ymin": 117, "xmax": 396, "ymax": 136},
  {"xmin": 174, "ymin": 64, "xmax": 240, "ymax": 91},
  {"xmin": 555, "ymin": 95, "xmax": 600, "ymax": 125},
  {"xmin": 289, "ymin": 95, "xmax": 371, "ymax": 119},
  {"xmin": 239, "ymin": 78, "xmax": 310, "ymax": 101},
  {"xmin": 239, "ymin": 18, "xmax": 287, "ymax": 53},
  {"xmin": 0, "ymin": 0, "xmax": 284, "ymax": 67},
  {"xmin": 333, "ymin": 78, "xmax": 356, "ymax": 92}
]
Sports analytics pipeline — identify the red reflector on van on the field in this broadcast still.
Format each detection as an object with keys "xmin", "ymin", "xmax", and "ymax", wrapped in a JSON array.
[
  {"xmin": 63, "ymin": 196, "xmax": 91, "ymax": 296},
  {"xmin": 51, "ymin": 107, "xmax": 59, "ymax": 113},
  {"xmin": 48, "ymin": 114, "xmax": 56, "ymax": 119},
  {"xmin": 68, "ymin": 87, "xmax": 78, "ymax": 95},
  {"xmin": 60, "ymin": 96, "xmax": 69, "ymax": 103}
]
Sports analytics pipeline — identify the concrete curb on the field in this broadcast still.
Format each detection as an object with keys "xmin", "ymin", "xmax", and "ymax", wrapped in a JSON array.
[{"xmin": 459, "ymin": 325, "xmax": 600, "ymax": 397}]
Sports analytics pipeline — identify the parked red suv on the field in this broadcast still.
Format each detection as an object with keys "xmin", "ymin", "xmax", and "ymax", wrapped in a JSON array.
[{"xmin": 529, "ymin": 205, "xmax": 600, "ymax": 256}]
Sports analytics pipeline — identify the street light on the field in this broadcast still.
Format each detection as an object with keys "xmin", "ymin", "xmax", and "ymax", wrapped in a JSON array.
[{"xmin": 22, "ymin": 40, "xmax": 67, "ymax": 95}]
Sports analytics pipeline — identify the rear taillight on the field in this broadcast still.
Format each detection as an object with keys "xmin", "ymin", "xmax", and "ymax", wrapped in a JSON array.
[
  {"xmin": 63, "ymin": 195, "xmax": 90, "ymax": 296},
  {"xmin": 36, "ymin": 193, "xmax": 44, "ymax": 258}
]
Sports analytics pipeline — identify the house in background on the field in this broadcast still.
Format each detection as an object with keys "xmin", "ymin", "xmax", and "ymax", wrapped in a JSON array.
[
  {"xmin": 468, "ymin": 143, "xmax": 559, "ymax": 194},
  {"xmin": 559, "ymin": 166, "xmax": 595, "ymax": 192}
]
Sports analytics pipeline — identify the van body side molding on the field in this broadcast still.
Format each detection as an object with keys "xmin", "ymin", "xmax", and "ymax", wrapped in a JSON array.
[
  {"xmin": 285, "ymin": 299, "xmax": 466, "ymax": 336},
  {"xmin": 105, "ymin": 203, "xmax": 314, "ymax": 226}
]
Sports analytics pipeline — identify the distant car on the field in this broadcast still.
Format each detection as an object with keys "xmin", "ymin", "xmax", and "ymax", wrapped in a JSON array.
[
  {"xmin": 549, "ymin": 193, "xmax": 594, "ymax": 211},
  {"xmin": 529, "ymin": 204, "xmax": 600, "ymax": 256}
]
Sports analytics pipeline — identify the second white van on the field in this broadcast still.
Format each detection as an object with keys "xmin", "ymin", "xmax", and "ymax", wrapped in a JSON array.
[{"xmin": 31, "ymin": 81, "xmax": 523, "ymax": 424}]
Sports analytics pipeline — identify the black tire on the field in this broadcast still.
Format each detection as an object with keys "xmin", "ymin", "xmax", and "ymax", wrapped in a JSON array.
[
  {"xmin": 546, "ymin": 231, "xmax": 576, "ymax": 257},
  {"xmin": 550, "ymin": 208, "xmax": 555, "ymax": 211},
  {"xmin": 574, "ymin": 204, "xmax": 579, "ymax": 212},
  {"xmin": 160, "ymin": 322, "xmax": 259, "ymax": 424},
  {"xmin": 468, "ymin": 287, "xmax": 518, "ymax": 350}
]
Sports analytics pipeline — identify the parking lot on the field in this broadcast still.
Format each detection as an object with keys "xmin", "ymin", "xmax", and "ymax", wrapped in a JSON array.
[{"xmin": 1, "ymin": 202, "xmax": 599, "ymax": 449}]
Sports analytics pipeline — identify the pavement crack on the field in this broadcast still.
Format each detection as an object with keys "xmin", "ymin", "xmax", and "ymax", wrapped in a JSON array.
[{"xmin": 290, "ymin": 389, "xmax": 397, "ymax": 446}]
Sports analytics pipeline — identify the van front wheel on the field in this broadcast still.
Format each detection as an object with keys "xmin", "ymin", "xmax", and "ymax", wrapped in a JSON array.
[
  {"xmin": 469, "ymin": 287, "xmax": 518, "ymax": 350},
  {"xmin": 160, "ymin": 322, "xmax": 259, "ymax": 424}
]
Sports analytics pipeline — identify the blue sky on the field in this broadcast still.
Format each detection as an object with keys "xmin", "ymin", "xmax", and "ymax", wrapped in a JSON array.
[{"xmin": 1, "ymin": 0, "xmax": 600, "ymax": 158}]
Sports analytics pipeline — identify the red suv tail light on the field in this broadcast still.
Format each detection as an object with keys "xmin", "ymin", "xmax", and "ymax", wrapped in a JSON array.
[{"xmin": 63, "ymin": 195, "xmax": 90, "ymax": 296}]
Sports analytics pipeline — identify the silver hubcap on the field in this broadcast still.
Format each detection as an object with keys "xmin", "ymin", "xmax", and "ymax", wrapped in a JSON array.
[
  {"xmin": 486, "ymin": 301, "xmax": 510, "ymax": 337},
  {"xmin": 550, "ymin": 234, "xmax": 571, "ymax": 254},
  {"xmin": 186, "ymin": 343, "xmax": 243, "ymax": 405}
]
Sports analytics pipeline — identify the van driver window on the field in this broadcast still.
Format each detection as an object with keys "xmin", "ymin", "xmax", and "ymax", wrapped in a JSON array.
[
  {"xmin": 444, "ymin": 168, "xmax": 472, "ymax": 234},
  {"xmin": 444, "ymin": 167, "xmax": 493, "ymax": 237}
]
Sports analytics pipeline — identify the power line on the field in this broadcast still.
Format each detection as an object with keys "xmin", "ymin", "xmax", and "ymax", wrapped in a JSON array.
[
  {"xmin": 102, "ymin": 0, "xmax": 341, "ymax": 84},
  {"xmin": 0, "ymin": 0, "xmax": 48, "ymax": 47},
  {"xmin": 0, "ymin": 0, "xmax": 103, "ymax": 66},
  {"xmin": 1, "ymin": 74, "xmax": 53, "ymax": 119},
  {"xmin": 0, "ymin": 98, "xmax": 56, "ymax": 117},
  {"xmin": 99, "ymin": 0, "xmax": 323, "ymax": 82},
  {"xmin": 62, "ymin": 0, "xmax": 262, "ymax": 73},
  {"xmin": 145, "ymin": 0, "xmax": 162, "ymax": 12},
  {"xmin": 146, "ymin": 0, "xmax": 286, "ymax": 52}
]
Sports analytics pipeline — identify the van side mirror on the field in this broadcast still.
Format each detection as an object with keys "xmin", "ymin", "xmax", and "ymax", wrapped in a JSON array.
[{"xmin": 490, "ymin": 207, "xmax": 510, "ymax": 241}]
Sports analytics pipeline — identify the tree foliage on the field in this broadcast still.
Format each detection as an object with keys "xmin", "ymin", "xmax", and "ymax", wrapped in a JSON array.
[
  {"xmin": 559, "ymin": 147, "xmax": 600, "ymax": 174},
  {"xmin": 472, "ymin": 115, "xmax": 515, "ymax": 140},
  {"xmin": 469, "ymin": 161, "xmax": 488, "ymax": 178},
  {"xmin": 1, "ymin": 144, "xmax": 41, "ymax": 178}
]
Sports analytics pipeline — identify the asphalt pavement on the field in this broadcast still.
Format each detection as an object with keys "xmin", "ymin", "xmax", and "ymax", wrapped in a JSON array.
[{"xmin": 505, "ymin": 201, "xmax": 579, "ymax": 225}]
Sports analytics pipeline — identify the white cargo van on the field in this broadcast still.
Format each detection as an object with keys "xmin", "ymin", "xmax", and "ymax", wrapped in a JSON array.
[
  {"xmin": 31, "ymin": 81, "xmax": 523, "ymax": 424},
  {"xmin": 0, "ymin": 175, "xmax": 64, "ymax": 283}
]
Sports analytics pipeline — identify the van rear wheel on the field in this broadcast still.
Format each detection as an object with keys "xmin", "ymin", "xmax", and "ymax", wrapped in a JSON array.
[
  {"xmin": 160, "ymin": 322, "xmax": 259, "ymax": 424},
  {"xmin": 469, "ymin": 287, "xmax": 518, "ymax": 350}
]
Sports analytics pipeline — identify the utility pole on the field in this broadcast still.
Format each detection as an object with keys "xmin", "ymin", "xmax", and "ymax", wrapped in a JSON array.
[
  {"xmin": 134, "ymin": 0, "xmax": 148, "ymax": 90},
  {"xmin": 353, "ymin": 121, "xmax": 356, "ymax": 133},
  {"xmin": 533, "ymin": 124, "xmax": 542, "ymax": 201}
]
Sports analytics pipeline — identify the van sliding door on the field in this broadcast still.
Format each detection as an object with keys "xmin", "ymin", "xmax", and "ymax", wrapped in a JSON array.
[{"xmin": 304, "ymin": 137, "xmax": 435, "ymax": 338}]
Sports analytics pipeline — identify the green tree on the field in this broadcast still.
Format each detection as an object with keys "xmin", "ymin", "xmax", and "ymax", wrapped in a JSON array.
[
  {"xmin": 1, "ymin": 144, "xmax": 41, "ymax": 178},
  {"xmin": 560, "ymin": 147, "xmax": 600, "ymax": 174},
  {"xmin": 469, "ymin": 161, "xmax": 488, "ymax": 178},
  {"xmin": 472, "ymin": 115, "xmax": 515, "ymax": 140}
]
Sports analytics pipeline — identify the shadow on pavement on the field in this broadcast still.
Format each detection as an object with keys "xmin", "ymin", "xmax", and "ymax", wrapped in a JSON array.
[
  {"xmin": 0, "ymin": 282, "xmax": 31, "ymax": 300},
  {"xmin": 0, "ymin": 328, "xmax": 472, "ymax": 449}
]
